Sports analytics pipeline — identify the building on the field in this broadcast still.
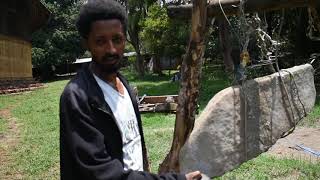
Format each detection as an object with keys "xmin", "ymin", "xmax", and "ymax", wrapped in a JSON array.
[
  {"xmin": 0, "ymin": 0, "xmax": 50, "ymax": 81},
  {"xmin": 66, "ymin": 52, "xmax": 138, "ymax": 74}
]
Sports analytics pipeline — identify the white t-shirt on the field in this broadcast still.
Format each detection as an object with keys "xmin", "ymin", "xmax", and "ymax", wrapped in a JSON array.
[{"xmin": 93, "ymin": 74, "xmax": 143, "ymax": 171}]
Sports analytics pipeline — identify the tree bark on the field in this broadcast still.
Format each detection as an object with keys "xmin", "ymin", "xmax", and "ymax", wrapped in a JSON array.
[
  {"xmin": 158, "ymin": 0, "xmax": 208, "ymax": 173},
  {"xmin": 167, "ymin": 0, "xmax": 320, "ymax": 20},
  {"xmin": 152, "ymin": 55, "xmax": 164, "ymax": 76},
  {"xmin": 218, "ymin": 18, "xmax": 234, "ymax": 73},
  {"xmin": 129, "ymin": 29, "xmax": 145, "ymax": 77},
  {"xmin": 135, "ymin": 50, "xmax": 145, "ymax": 77},
  {"xmin": 127, "ymin": 1, "xmax": 146, "ymax": 77}
]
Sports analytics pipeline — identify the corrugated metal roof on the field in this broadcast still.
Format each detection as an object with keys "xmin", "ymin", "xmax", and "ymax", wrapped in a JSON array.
[
  {"xmin": 73, "ymin": 58, "xmax": 92, "ymax": 64},
  {"xmin": 74, "ymin": 52, "xmax": 137, "ymax": 64}
]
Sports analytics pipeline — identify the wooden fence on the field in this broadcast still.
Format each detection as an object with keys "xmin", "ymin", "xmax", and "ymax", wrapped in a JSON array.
[{"xmin": 0, "ymin": 34, "xmax": 32, "ymax": 80}]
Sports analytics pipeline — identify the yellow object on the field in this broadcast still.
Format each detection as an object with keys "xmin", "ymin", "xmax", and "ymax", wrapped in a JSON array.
[
  {"xmin": 240, "ymin": 51, "xmax": 250, "ymax": 67},
  {"xmin": 0, "ymin": 34, "xmax": 32, "ymax": 80}
]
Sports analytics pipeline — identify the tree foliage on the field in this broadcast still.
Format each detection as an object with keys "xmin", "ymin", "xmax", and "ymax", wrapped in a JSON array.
[
  {"xmin": 31, "ymin": 0, "xmax": 320, "ymax": 80},
  {"xmin": 32, "ymin": 0, "xmax": 84, "ymax": 79},
  {"xmin": 139, "ymin": 4, "xmax": 189, "ymax": 59}
]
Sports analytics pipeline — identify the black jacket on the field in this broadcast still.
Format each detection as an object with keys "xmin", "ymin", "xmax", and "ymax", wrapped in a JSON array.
[{"xmin": 60, "ymin": 64, "xmax": 186, "ymax": 180}]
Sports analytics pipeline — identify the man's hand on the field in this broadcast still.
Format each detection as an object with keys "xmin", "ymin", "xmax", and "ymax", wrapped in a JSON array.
[{"xmin": 185, "ymin": 171, "xmax": 202, "ymax": 180}]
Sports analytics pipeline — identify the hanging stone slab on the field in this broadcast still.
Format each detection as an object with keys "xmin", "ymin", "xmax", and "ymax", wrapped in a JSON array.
[{"xmin": 179, "ymin": 64, "xmax": 316, "ymax": 178}]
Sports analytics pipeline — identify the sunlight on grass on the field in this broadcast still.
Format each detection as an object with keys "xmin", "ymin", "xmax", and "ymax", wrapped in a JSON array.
[
  {"xmin": 12, "ymin": 80, "xmax": 68, "ymax": 178},
  {"xmin": 0, "ymin": 93, "xmax": 32, "ymax": 109},
  {"xmin": 142, "ymin": 113, "xmax": 176, "ymax": 173},
  {"xmin": 0, "ymin": 80, "xmax": 68, "ymax": 179},
  {"xmin": 144, "ymin": 127, "xmax": 174, "ymax": 173},
  {"xmin": 217, "ymin": 155, "xmax": 320, "ymax": 179},
  {"xmin": 121, "ymin": 69, "xmax": 180, "ymax": 96}
]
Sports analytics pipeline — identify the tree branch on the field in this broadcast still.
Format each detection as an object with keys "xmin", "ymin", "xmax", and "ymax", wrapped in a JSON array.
[{"xmin": 167, "ymin": 0, "xmax": 320, "ymax": 19}]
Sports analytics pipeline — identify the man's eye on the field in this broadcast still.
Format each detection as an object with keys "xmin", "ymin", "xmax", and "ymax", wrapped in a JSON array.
[
  {"xmin": 96, "ymin": 39, "xmax": 105, "ymax": 45},
  {"xmin": 112, "ymin": 36, "xmax": 123, "ymax": 44}
]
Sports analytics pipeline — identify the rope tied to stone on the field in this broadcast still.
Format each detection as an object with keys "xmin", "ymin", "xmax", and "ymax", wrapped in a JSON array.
[{"xmin": 218, "ymin": 0, "xmax": 308, "ymax": 158}]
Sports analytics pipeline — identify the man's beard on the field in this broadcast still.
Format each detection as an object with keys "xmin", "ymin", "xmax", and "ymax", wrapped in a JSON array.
[{"xmin": 92, "ymin": 54, "xmax": 122, "ymax": 75}]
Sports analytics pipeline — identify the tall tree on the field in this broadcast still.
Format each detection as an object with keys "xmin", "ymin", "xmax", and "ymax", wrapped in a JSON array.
[
  {"xmin": 117, "ymin": 0, "xmax": 158, "ymax": 77},
  {"xmin": 159, "ymin": 0, "xmax": 208, "ymax": 173},
  {"xmin": 127, "ymin": 0, "xmax": 146, "ymax": 76},
  {"xmin": 140, "ymin": 4, "xmax": 189, "ymax": 74},
  {"xmin": 32, "ymin": 0, "xmax": 85, "ymax": 79}
]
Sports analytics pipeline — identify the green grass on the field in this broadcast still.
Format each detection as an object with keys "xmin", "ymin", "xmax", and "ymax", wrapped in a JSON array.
[
  {"xmin": 299, "ymin": 97, "xmax": 320, "ymax": 127},
  {"xmin": 0, "ymin": 93, "xmax": 29, "ymax": 109},
  {"xmin": 0, "ymin": 117, "xmax": 7, "ymax": 134},
  {"xmin": 0, "ymin": 91, "xmax": 44, "ymax": 138},
  {"xmin": 142, "ymin": 113, "xmax": 176, "ymax": 172},
  {"xmin": 123, "ymin": 68, "xmax": 231, "ymax": 109},
  {"xmin": 217, "ymin": 155, "xmax": 320, "ymax": 179},
  {"xmin": 11, "ymin": 81, "xmax": 67, "ymax": 178},
  {"xmin": 198, "ymin": 68, "xmax": 231, "ymax": 109},
  {"xmin": 0, "ymin": 80, "xmax": 68, "ymax": 179},
  {"xmin": 122, "ymin": 70, "xmax": 180, "ymax": 96},
  {"xmin": 0, "ymin": 67, "xmax": 319, "ymax": 179}
]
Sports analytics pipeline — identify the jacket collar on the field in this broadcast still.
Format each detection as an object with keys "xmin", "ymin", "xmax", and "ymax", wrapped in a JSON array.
[
  {"xmin": 79, "ymin": 63, "xmax": 138, "ymax": 116},
  {"xmin": 80, "ymin": 63, "xmax": 112, "ymax": 114}
]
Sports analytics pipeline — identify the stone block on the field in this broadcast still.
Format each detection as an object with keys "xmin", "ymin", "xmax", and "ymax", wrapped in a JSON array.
[{"xmin": 179, "ymin": 64, "xmax": 316, "ymax": 178}]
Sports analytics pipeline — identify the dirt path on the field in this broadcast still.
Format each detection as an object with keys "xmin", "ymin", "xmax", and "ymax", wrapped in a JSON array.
[
  {"xmin": 267, "ymin": 127, "xmax": 320, "ymax": 163},
  {"xmin": 0, "ymin": 107, "xmax": 23, "ymax": 180}
]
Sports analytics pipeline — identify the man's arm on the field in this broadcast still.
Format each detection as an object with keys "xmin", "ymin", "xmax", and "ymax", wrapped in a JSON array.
[{"xmin": 60, "ymin": 88, "xmax": 187, "ymax": 180}]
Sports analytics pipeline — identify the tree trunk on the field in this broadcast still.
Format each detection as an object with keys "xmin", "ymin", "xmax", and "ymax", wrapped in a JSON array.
[
  {"xmin": 131, "ymin": 34, "xmax": 145, "ymax": 77},
  {"xmin": 152, "ymin": 55, "xmax": 164, "ymax": 76},
  {"xmin": 135, "ymin": 50, "xmax": 145, "ymax": 77},
  {"xmin": 158, "ymin": 0, "xmax": 208, "ymax": 173},
  {"xmin": 128, "ymin": 12, "xmax": 145, "ymax": 77},
  {"xmin": 218, "ymin": 18, "xmax": 234, "ymax": 73}
]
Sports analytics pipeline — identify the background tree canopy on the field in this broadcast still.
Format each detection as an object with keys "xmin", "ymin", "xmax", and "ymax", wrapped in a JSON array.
[
  {"xmin": 139, "ymin": 4, "xmax": 189, "ymax": 59},
  {"xmin": 32, "ymin": 0, "xmax": 84, "ymax": 79},
  {"xmin": 32, "ymin": 1, "xmax": 320, "ymax": 80}
]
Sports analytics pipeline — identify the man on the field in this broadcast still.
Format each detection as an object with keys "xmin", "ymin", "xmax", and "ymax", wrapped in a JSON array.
[{"xmin": 59, "ymin": 0, "xmax": 202, "ymax": 179}]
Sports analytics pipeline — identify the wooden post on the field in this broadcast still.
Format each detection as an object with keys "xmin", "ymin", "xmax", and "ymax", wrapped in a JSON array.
[
  {"xmin": 158, "ymin": 0, "xmax": 208, "ymax": 173},
  {"xmin": 168, "ymin": 0, "xmax": 320, "ymax": 20}
]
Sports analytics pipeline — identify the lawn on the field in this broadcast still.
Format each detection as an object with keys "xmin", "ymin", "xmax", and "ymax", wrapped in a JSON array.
[
  {"xmin": 0, "ymin": 117, "xmax": 6, "ymax": 134},
  {"xmin": 216, "ymin": 155, "xmax": 320, "ymax": 179},
  {"xmin": 0, "ymin": 68, "xmax": 319, "ymax": 179}
]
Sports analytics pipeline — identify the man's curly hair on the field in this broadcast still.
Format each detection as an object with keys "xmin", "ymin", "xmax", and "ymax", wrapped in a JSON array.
[{"xmin": 76, "ymin": 0, "xmax": 127, "ymax": 39}]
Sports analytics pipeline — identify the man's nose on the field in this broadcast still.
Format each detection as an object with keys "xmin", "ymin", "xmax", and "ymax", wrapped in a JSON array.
[{"xmin": 105, "ymin": 40, "xmax": 117, "ymax": 54}]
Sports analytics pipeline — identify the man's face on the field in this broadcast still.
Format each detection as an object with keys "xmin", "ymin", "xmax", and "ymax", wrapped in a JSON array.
[{"xmin": 86, "ymin": 19, "xmax": 125, "ymax": 74}]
